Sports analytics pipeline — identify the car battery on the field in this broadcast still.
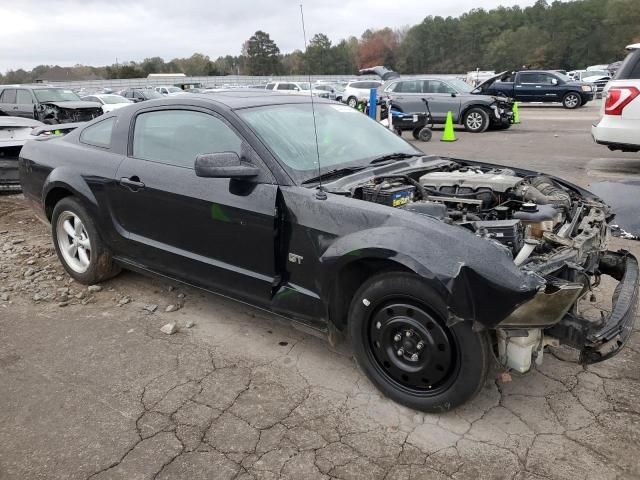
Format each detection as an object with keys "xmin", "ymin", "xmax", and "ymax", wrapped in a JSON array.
[
  {"xmin": 362, "ymin": 181, "xmax": 416, "ymax": 208},
  {"xmin": 472, "ymin": 219, "xmax": 524, "ymax": 255}
]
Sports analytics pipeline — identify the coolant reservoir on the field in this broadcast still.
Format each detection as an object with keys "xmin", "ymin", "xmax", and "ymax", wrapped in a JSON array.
[{"xmin": 513, "ymin": 203, "xmax": 557, "ymax": 238}]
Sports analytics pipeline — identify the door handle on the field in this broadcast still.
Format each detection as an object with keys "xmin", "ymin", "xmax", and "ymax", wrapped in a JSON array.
[{"xmin": 119, "ymin": 176, "xmax": 145, "ymax": 191}]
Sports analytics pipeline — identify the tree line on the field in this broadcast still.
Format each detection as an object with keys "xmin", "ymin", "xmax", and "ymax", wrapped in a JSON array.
[{"xmin": 2, "ymin": 0, "xmax": 639, "ymax": 84}]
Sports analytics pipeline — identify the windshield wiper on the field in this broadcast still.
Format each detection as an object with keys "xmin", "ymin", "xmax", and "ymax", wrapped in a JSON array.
[
  {"xmin": 301, "ymin": 166, "xmax": 365, "ymax": 185},
  {"xmin": 369, "ymin": 152, "xmax": 421, "ymax": 164}
]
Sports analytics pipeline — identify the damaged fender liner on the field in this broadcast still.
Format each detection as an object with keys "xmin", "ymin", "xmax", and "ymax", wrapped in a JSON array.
[{"xmin": 548, "ymin": 251, "xmax": 639, "ymax": 364}]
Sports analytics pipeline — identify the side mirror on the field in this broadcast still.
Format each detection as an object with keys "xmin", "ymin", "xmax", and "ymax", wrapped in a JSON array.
[
  {"xmin": 551, "ymin": 78, "xmax": 559, "ymax": 85},
  {"xmin": 450, "ymin": 92, "xmax": 457, "ymax": 97},
  {"xmin": 195, "ymin": 152, "xmax": 259, "ymax": 179}
]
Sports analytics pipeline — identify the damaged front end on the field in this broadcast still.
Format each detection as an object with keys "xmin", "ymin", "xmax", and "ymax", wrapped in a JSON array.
[
  {"xmin": 38, "ymin": 102, "xmax": 103, "ymax": 124},
  {"xmin": 345, "ymin": 159, "xmax": 638, "ymax": 372}
]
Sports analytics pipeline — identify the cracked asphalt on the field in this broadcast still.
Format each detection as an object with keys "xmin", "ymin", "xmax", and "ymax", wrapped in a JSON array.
[{"xmin": 1, "ymin": 102, "xmax": 639, "ymax": 479}]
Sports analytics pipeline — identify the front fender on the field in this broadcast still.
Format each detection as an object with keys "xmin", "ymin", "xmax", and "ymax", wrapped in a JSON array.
[{"xmin": 320, "ymin": 225, "xmax": 544, "ymax": 328}]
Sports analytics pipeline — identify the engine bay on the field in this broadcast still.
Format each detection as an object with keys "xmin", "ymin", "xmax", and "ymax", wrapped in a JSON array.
[{"xmin": 353, "ymin": 163, "xmax": 611, "ymax": 279}]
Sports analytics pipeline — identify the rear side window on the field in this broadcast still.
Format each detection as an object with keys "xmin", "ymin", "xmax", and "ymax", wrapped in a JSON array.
[
  {"xmin": 350, "ymin": 82, "xmax": 366, "ymax": 89},
  {"xmin": 0, "ymin": 89, "xmax": 17, "ymax": 103},
  {"xmin": 80, "ymin": 117, "xmax": 115, "ymax": 148},
  {"xmin": 133, "ymin": 110, "xmax": 242, "ymax": 168},
  {"xmin": 615, "ymin": 49, "xmax": 640, "ymax": 80},
  {"xmin": 16, "ymin": 90, "xmax": 33, "ymax": 104}
]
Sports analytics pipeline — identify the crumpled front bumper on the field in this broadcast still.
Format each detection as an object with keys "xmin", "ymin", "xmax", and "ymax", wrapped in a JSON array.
[
  {"xmin": 544, "ymin": 250, "xmax": 639, "ymax": 364},
  {"xmin": 582, "ymin": 251, "xmax": 638, "ymax": 363}
]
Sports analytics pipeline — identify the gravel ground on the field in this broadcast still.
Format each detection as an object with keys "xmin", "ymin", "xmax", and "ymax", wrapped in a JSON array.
[{"xmin": 0, "ymin": 102, "xmax": 639, "ymax": 479}]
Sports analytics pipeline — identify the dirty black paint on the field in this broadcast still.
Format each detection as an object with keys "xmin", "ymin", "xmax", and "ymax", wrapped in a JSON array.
[{"xmin": 589, "ymin": 181, "xmax": 640, "ymax": 239}]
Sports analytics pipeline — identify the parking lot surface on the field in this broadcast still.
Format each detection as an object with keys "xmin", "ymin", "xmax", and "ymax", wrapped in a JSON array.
[{"xmin": 1, "ymin": 101, "xmax": 639, "ymax": 479}]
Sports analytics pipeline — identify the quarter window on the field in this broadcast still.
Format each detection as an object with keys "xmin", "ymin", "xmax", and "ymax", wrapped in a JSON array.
[
  {"xmin": 0, "ymin": 89, "xmax": 17, "ymax": 104},
  {"xmin": 424, "ymin": 80, "xmax": 455, "ymax": 94},
  {"xmin": 80, "ymin": 117, "xmax": 115, "ymax": 148},
  {"xmin": 132, "ymin": 110, "xmax": 243, "ymax": 168}
]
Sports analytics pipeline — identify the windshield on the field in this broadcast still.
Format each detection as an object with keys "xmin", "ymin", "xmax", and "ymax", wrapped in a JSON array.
[
  {"xmin": 583, "ymin": 70, "xmax": 609, "ymax": 78},
  {"xmin": 555, "ymin": 72, "xmax": 571, "ymax": 82},
  {"xmin": 239, "ymin": 103, "xmax": 420, "ymax": 184},
  {"xmin": 101, "ymin": 95, "xmax": 130, "ymax": 104},
  {"xmin": 447, "ymin": 79, "xmax": 474, "ymax": 93},
  {"xmin": 142, "ymin": 90, "xmax": 163, "ymax": 99},
  {"xmin": 33, "ymin": 88, "xmax": 81, "ymax": 103},
  {"xmin": 168, "ymin": 87, "xmax": 182, "ymax": 93}
]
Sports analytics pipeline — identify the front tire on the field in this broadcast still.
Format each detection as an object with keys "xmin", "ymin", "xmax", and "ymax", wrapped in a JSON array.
[
  {"xmin": 51, "ymin": 197, "xmax": 120, "ymax": 284},
  {"xmin": 347, "ymin": 96, "xmax": 358, "ymax": 108},
  {"xmin": 562, "ymin": 92, "xmax": 582, "ymax": 109},
  {"xmin": 463, "ymin": 108, "xmax": 490, "ymax": 133},
  {"xmin": 348, "ymin": 273, "xmax": 490, "ymax": 412}
]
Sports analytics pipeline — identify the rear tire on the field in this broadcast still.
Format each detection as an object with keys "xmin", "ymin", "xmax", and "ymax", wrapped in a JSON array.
[
  {"xmin": 51, "ymin": 197, "xmax": 121, "ymax": 285},
  {"xmin": 463, "ymin": 108, "xmax": 490, "ymax": 133},
  {"xmin": 348, "ymin": 272, "xmax": 490, "ymax": 412},
  {"xmin": 562, "ymin": 92, "xmax": 582, "ymax": 109}
]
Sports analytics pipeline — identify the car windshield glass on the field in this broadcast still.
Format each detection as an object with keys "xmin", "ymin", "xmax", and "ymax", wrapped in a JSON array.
[
  {"xmin": 33, "ymin": 88, "xmax": 81, "ymax": 102},
  {"xmin": 101, "ymin": 95, "xmax": 129, "ymax": 104},
  {"xmin": 584, "ymin": 70, "xmax": 608, "ymax": 78},
  {"xmin": 142, "ymin": 90, "xmax": 163, "ymax": 99},
  {"xmin": 239, "ymin": 103, "xmax": 420, "ymax": 184},
  {"xmin": 168, "ymin": 87, "xmax": 182, "ymax": 93},
  {"xmin": 554, "ymin": 72, "xmax": 571, "ymax": 82},
  {"xmin": 447, "ymin": 79, "xmax": 474, "ymax": 93}
]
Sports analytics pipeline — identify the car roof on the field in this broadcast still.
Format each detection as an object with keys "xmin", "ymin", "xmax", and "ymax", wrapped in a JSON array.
[{"xmin": 138, "ymin": 90, "xmax": 332, "ymax": 110}]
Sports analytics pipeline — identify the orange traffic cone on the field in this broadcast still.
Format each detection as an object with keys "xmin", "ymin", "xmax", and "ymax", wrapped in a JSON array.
[{"xmin": 441, "ymin": 111, "xmax": 457, "ymax": 142}]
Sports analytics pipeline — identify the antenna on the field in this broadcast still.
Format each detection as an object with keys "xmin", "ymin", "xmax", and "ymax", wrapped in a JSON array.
[{"xmin": 300, "ymin": 4, "xmax": 326, "ymax": 200}]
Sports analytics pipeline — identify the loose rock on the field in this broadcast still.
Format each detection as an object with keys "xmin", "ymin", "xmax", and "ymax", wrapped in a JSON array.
[
  {"xmin": 160, "ymin": 323, "xmax": 178, "ymax": 335},
  {"xmin": 88, "ymin": 285, "xmax": 102, "ymax": 293},
  {"xmin": 165, "ymin": 304, "xmax": 179, "ymax": 313},
  {"xmin": 143, "ymin": 304, "xmax": 158, "ymax": 313}
]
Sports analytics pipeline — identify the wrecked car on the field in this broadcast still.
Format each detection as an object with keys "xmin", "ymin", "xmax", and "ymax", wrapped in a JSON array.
[
  {"xmin": 18, "ymin": 93, "xmax": 638, "ymax": 412},
  {"xmin": 0, "ymin": 113, "xmax": 43, "ymax": 191},
  {"xmin": 0, "ymin": 85, "xmax": 102, "ymax": 124}
]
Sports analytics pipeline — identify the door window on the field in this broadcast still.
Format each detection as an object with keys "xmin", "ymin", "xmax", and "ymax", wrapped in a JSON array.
[
  {"xmin": 395, "ymin": 80, "xmax": 422, "ymax": 93},
  {"xmin": 132, "ymin": 110, "xmax": 243, "ymax": 168},
  {"xmin": 80, "ymin": 117, "xmax": 115, "ymax": 148},
  {"xmin": 0, "ymin": 89, "xmax": 17, "ymax": 103},
  {"xmin": 519, "ymin": 73, "xmax": 546, "ymax": 84},
  {"xmin": 424, "ymin": 80, "xmax": 455, "ymax": 94},
  {"xmin": 265, "ymin": 83, "xmax": 275, "ymax": 90},
  {"xmin": 16, "ymin": 90, "xmax": 33, "ymax": 104}
]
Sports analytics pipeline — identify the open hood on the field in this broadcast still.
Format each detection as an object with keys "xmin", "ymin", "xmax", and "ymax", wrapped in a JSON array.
[
  {"xmin": 472, "ymin": 71, "xmax": 511, "ymax": 93},
  {"xmin": 358, "ymin": 66, "xmax": 401, "ymax": 81}
]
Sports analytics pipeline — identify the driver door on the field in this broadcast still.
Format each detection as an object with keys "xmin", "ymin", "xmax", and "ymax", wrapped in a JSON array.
[{"xmin": 108, "ymin": 107, "xmax": 279, "ymax": 306}]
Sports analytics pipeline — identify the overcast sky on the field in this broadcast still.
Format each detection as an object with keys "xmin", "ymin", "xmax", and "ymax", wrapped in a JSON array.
[{"xmin": 1, "ymin": 0, "xmax": 548, "ymax": 73}]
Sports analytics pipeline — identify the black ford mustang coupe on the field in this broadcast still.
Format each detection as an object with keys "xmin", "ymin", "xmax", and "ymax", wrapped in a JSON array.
[{"xmin": 19, "ymin": 92, "xmax": 638, "ymax": 412}]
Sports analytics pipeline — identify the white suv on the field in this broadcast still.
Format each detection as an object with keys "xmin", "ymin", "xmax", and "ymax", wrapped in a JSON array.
[
  {"xmin": 264, "ymin": 82, "xmax": 329, "ymax": 98},
  {"xmin": 342, "ymin": 80, "xmax": 383, "ymax": 108},
  {"xmin": 592, "ymin": 44, "xmax": 640, "ymax": 152}
]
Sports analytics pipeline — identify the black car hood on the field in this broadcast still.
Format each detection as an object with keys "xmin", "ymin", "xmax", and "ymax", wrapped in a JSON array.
[
  {"xmin": 473, "ymin": 71, "xmax": 510, "ymax": 92},
  {"xmin": 41, "ymin": 101, "xmax": 102, "ymax": 110}
]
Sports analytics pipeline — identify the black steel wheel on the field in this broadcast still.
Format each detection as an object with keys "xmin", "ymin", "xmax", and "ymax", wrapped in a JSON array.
[
  {"xmin": 349, "ymin": 272, "xmax": 490, "ymax": 412},
  {"xmin": 367, "ymin": 301, "xmax": 458, "ymax": 394}
]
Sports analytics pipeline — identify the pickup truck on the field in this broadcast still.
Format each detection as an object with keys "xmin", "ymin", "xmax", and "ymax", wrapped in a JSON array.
[{"xmin": 475, "ymin": 70, "xmax": 595, "ymax": 109}]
